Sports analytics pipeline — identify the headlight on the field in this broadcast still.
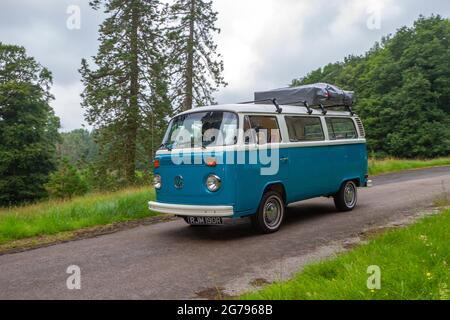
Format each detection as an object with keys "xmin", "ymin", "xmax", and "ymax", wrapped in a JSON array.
[
  {"xmin": 154, "ymin": 175, "xmax": 162, "ymax": 190},
  {"xmin": 206, "ymin": 175, "xmax": 221, "ymax": 192}
]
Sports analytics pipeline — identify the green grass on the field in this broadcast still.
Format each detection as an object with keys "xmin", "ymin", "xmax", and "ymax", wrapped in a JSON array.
[
  {"xmin": 369, "ymin": 157, "xmax": 450, "ymax": 176},
  {"xmin": 241, "ymin": 210, "xmax": 450, "ymax": 300},
  {"xmin": 0, "ymin": 187, "xmax": 157, "ymax": 245}
]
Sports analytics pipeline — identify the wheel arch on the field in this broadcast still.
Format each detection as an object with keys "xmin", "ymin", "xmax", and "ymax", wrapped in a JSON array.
[
  {"xmin": 339, "ymin": 177, "xmax": 361, "ymax": 188},
  {"xmin": 262, "ymin": 182, "xmax": 287, "ymax": 205}
]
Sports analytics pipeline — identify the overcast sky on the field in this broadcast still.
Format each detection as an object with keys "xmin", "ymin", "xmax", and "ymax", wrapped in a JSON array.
[{"xmin": 0, "ymin": 0, "xmax": 449, "ymax": 131}]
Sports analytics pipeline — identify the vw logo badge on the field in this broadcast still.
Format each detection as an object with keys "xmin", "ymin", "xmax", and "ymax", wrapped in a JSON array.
[{"xmin": 174, "ymin": 176, "xmax": 184, "ymax": 189}]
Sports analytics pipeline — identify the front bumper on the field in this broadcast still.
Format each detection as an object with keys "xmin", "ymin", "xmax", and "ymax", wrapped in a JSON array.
[{"xmin": 148, "ymin": 201, "xmax": 234, "ymax": 217}]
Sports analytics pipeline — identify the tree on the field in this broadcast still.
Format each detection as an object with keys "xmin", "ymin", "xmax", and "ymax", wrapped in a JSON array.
[
  {"xmin": 0, "ymin": 43, "xmax": 60, "ymax": 206},
  {"xmin": 168, "ymin": 0, "xmax": 226, "ymax": 111},
  {"xmin": 45, "ymin": 159, "xmax": 89, "ymax": 199},
  {"xmin": 80, "ymin": 0, "xmax": 172, "ymax": 184},
  {"xmin": 291, "ymin": 15, "xmax": 450, "ymax": 158},
  {"xmin": 57, "ymin": 129, "xmax": 99, "ymax": 168},
  {"xmin": 384, "ymin": 70, "xmax": 448, "ymax": 157}
]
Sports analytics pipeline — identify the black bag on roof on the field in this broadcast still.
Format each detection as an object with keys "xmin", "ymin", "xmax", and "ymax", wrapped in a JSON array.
[{"xmin": 254, "ymin": 83, "xmax": 354, "ymax": 107}]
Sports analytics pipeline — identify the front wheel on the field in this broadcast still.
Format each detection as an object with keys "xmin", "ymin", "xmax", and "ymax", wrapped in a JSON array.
[
  {"xmin": 251, "ymin": 191, "xmax": 285, "ymax": 234},
  {"xmin": 334, "ymin": 180, "xmax": 358, "ymax": 212}
]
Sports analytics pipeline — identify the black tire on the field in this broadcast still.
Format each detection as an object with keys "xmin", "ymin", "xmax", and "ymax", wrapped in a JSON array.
[
  {"xmin": 334, "ymin": 180, "xmax": 358, "ymax": 212},
  {"xmin": 251, "ymin": 191, "xmax": 285, "ymax": 234}
]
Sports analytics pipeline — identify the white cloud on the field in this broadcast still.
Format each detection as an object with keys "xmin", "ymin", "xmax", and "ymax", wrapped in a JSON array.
[
  {"xmin": 50, "ymin": 82, "xmax": 87, "ymax": 132},
  {"xmin": 214, "ymin": 0, "xmax": 312, "ymax": 101}
]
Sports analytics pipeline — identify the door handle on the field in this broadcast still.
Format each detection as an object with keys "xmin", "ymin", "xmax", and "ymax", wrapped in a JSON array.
[{"xmin": 280, "ymin": 157, "xmax": 289, "ymax": 162}]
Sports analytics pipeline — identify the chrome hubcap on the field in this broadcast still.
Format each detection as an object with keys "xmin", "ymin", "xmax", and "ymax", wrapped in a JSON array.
[
  {"xmin": 263, "ymin": 197, "xmax": 283, "ymax": 229},
  {"xmin": 344, "ymin": 183, "xmax": 357, "ymax": 207}
]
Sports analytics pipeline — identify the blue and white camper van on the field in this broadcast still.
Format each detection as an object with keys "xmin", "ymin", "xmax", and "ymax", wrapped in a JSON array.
[{"xmin": 149, "ymin": 83, "xmax": 371, "ymax": 233}]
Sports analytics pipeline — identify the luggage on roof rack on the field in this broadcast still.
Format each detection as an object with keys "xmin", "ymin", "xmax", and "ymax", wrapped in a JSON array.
[{"xmin": 254, "ymin": 83, "xmax": 354, "ymax": 108}]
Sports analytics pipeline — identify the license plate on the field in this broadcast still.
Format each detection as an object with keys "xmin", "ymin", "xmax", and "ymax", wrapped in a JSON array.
[{"xmin": 186, "ymin": 216, "xmax": 224, "ymax": 225}]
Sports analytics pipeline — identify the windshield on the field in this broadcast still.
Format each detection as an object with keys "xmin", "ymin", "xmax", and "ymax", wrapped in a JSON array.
[{"xmin": 162, "ymin": 111, "xmax": 238, "ymax": 149}]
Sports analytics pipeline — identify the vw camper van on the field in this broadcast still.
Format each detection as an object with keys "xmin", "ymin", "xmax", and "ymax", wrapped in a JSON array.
[{"xmin": 148, "ymin": 83, "xmax": 371, "ymax": 233}]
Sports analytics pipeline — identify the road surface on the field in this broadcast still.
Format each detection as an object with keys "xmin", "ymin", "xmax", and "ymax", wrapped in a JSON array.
[{"xmin": 0, "ymin": 166, "xmax": 449, "ymax": 299}]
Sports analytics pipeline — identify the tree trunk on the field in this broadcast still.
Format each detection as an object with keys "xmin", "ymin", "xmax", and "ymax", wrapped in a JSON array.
[
  {"xmin": 126, "ymin": 1, "xmax": 140, "ymax": 183},
  {"xmin": 182, "ymin": 0, "xmax": 195, "ymax": 112}
]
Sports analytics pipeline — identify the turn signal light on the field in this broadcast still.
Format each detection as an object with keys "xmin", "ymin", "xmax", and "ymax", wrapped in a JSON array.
[
  {"xmin": 153, "ymin": 159, "xmax": 160, "ymax": 169},
  {"xmin": 206, "ymin": 158, "xmax": 217, "ymax": 167}
]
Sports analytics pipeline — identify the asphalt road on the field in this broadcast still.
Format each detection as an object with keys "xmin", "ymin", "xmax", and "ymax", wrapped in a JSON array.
[{"xmin": 0, "ymin": 167, "xmax": 449, "ymax": 300}]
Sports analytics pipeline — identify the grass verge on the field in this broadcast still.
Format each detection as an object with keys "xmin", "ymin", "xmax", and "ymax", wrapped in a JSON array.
[
  {"xmin": 241, "ymin": 209, "xmax": 450, "ymax": 300},
  {"xmin": 0, "ymin": 187, "xmax": 157, "ymax": 246},
  {"xmin": 369, "ymin": 157, "xmax": 450, "ymax": 176}
]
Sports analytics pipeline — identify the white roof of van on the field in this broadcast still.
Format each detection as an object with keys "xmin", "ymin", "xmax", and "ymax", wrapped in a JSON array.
[{"xmin": 178, "ymin": 104, "xmax": 356, "ymax": 117}]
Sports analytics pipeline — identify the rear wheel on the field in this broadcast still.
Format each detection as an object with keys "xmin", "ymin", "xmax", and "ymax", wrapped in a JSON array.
[
  {"xmin": 334, "ymin": 180, "xmax": 358, "ymax": 212},
  {"xmin": 251, "ymin": 191, "xmax": 285, "ymax": 234}
]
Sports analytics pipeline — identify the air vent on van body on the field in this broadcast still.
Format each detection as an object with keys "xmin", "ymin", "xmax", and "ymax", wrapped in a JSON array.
[{"xmin": 355, "ymin": 117, "xmax": 366, "ymax": 138}]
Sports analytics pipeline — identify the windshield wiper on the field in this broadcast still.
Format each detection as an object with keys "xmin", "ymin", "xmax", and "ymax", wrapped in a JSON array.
[{"xmin": 159, "ymin": 143, "xmax": 173, "ymax": 151}]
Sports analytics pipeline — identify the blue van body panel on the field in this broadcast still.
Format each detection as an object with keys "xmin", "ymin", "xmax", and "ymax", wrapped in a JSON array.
[
  {"xmin": 154, "ymin": 142, "xmax": 368, "ymax": 219},
  {"xmin": 233, "ymin": 147, "xmax": 289, "ymax": 217},
  {"xmin": 155, "ymin": 152, "xmax": 237, "ymax": 207},
  {"xmin": 284, "ymin": 145, "xmax": 330, "ymax": 202},
  {"xmin": 326, "ymin": 143, "xmax": 368, "ymax": 190}
]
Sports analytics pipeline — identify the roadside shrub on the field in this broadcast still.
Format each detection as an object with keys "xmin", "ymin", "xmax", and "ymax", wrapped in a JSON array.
[
  {"xmin": 81, "ymin": 164, "xmax": 153, "ymax": 192},
  {"xmin": 45, "ymin": 159, "xmax": 89, "ymax": 199},
  {"xmin": 134, "ymin": 170, "xmax": 153, "ymax": 187}
]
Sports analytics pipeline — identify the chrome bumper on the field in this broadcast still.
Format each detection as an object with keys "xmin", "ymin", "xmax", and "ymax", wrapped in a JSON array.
[
  {"xmin": 366, "ymin": 180, "xmax": 374, "ymax": 188},
  {"xmin": 148, "ymin": 201, "xmax": 234, "ymax": 217}
]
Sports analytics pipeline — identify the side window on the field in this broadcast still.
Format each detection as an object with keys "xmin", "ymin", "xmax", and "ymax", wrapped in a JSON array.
[
  {"xmin": 285, "ymin": 117, "xmax": 324, "ymax": 142},
  {"xmin": 326, "ymin": 118, "xmax": 358, "ymax": 140},
  {"xmin": 245, "ymin": 115, "xmax": 281, "ymax": 144}
]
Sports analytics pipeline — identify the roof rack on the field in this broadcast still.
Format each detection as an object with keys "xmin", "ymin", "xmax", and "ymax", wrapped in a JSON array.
[
  {"xmin": 239, "ymin": 99, "xmax": 355, "ymax": 116},
  {"xmin": 322, "ymin": 104, "xmax": 355, "ymax": 116},
  {"xmin": 277, "ymin": 100, "xmax": 314, "ymax": 115},
  {"xmin": 240, "ymin": 98, "xmax": 283, "ymax": 114}
]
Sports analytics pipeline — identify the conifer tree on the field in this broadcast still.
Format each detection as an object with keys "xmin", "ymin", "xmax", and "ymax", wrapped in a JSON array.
[
  {"xmin": 168, "ymin": 0, "xmax": 226, "ymax": 111},
  {"xmin": 80, "ymin": 0, "xmax": 171, "ymax": 183}
]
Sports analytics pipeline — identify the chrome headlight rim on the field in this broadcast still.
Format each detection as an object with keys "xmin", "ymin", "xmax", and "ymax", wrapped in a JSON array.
[
  {"xmin": 206, "ymin": 174, "xmax": 221, "ymax": 192},
  {"xmin": 154, "ymin": 175, "xmax": 162, "ymax": 190}
]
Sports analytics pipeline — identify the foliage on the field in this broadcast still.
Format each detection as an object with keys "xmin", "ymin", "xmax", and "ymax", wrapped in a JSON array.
[
  {"xmin": 0, "ymin": 43, "xmax": 60, "ymax": 206},
  {"xmin": 167, "ymin": 0, "xmax": 227, "ymax": 111},
  {"xmin": 45, "ymin": 159, "xmax": 89, "ymax": 199},
  {"xmin": 292, "ymin": 15, "xmax": 450, "ymax": 159},
  {"xmin": 82, "ymin": 163, "xmax": 152, "ymax": 192},
  {"xmin": 80, "ymin": 0, "xmax": 172, "ymax": 184},
  {"xmin": 57, "ymin": 129, "xmax": 98, "ymax": 168},
  {"xmin": 242, "ymin": 209, "xmax": 450, "ymax": 300}
]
